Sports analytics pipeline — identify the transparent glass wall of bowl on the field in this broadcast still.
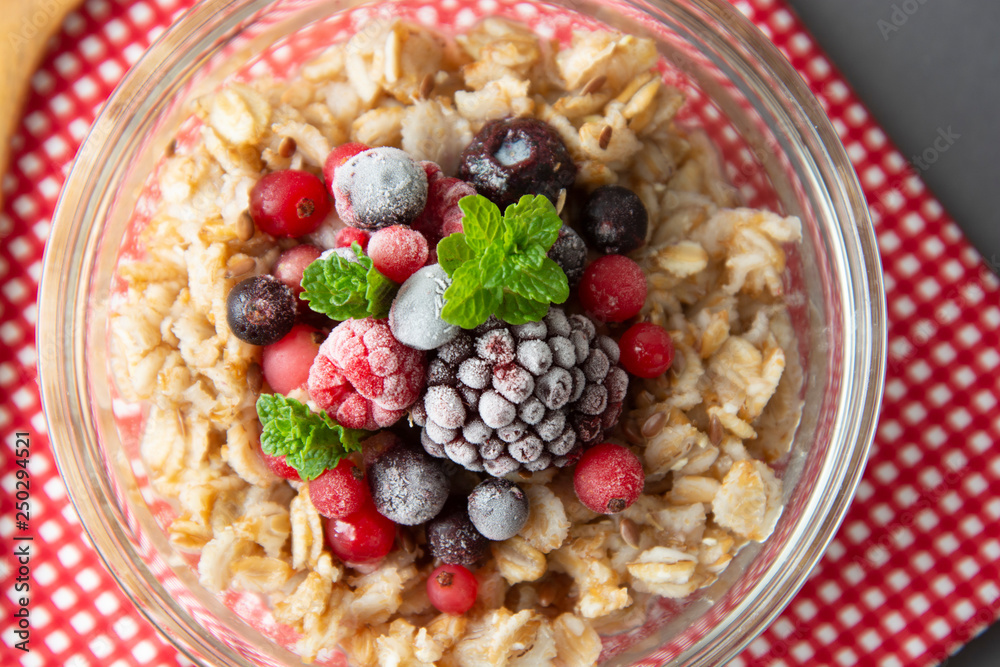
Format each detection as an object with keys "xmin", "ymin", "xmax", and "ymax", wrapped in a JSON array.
[{"xmin": 37, "ymin": 0, "xmax": 883, "ymax": 665}]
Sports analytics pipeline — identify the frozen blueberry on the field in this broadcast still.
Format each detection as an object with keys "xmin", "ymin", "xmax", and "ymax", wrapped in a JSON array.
[
  {"xmin": 467, "ymin": 478, "xmax": 529, "ymax": 540},
  {"xmin": 226, "ymin": 276, "xmax": 296, "ymax": 345},
  {"xmin": 547, "ymin": 225, "xmax": 587, "ymax": 287},
  {"xmin": 426, "ymin": 500, "xmax": 490, "ymax": 566},
  {"xmin": 458, "ymin": 118, "xmax": 577, "ymax": 210},
  {"xmin": 368, "ymin": 446, "xmax": 448, "ymax": 525},
  {"xmin": 334, "ymin": 147, "xmax": 428, "ymax": 230},
  {"xmin": 389, "ymin": 264, "xmax": 460, "ymax": 351},
  {"xmin": 580, "ymin": 185, "xmax": 648, "ymax": 254}
]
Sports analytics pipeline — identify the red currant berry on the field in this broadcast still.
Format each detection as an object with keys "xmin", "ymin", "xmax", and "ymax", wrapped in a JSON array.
[
  {"xmin": 334, "ymin": 226, "xmax": 370, "ymax": 251},
  {"xmin": 309, "ymin": 459, "xmax": 370, "ymax": 518},
  {"xmin": 573, "ymin": 442, "xmax": 644, "ymax": 514},
  {"xmin": 367, "ymin": 225, "xmax": 429, "ymax": 284},
  {"xmin": 618, "ymin": 322, "xmax": 674, "ymax": 378},
  {"xmin": 249, "ymin": 170, "xmax": 331, "ymax": 238},
  {"xmin": 273, "ymin": 244, "xmax": 322, "ymax": 297},
  {"xmin": 325, "ymin": 501, "xmax": 396, "ymax": 564},
  {"xmin": 262, "ymin": 451, "xmax": 300, "ymax": 480},
  {"xmin": 426, "ymin": 564, "xmax": 478, "ymax": 615},
  {"xmin": 323, "ymin": 142, "xmax": 370, "ymax": 198},
  {"xmin": 578, "ymin": 255, "xmax": 647, "ymax": 323},
  {"xmin": 262, "ymin": 324, "xmax": 322, "ymax": 395}
]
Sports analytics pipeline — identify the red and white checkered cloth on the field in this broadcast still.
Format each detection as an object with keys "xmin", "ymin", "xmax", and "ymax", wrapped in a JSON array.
[{"xmin": 2, "ymin": 0, "xmax": 999, "ymax": 665}]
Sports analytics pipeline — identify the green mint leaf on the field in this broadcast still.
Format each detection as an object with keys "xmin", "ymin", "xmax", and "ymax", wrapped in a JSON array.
[
  {"xmin": 366, "ymin": 262, "xmax": 397, "ymax": 319},
  {"xmin": 496, "ymin": 291, "xmax": 550, "ymax": 325},
  {"xmin": 437, "ymin": 234, "xmax": 474, "ymax": 277},
  {"xmin": 478, "ymin": 245, "xmax": 507, "ymax": 289},
  {"xmin": 504, "ymin": 194, "xmax": 561, "ymax": 251},
  {"xmin": 460, "ymin": 194, "xmax": 503, "ymax": 253},
  {"xmin": 440, "ymin": 194, "xmax": 570, "ymax": 328},
  {"xmin": 440, "ymin": 263, "xmax": 500, "ymax": 329},
  {"xmin": 301, "ymin": 243, "xmax": 398, "ymax": 320},
  {"xmin": 256, "ymin": 393, "xmax": 364, "ymax": 480},
  {"xmin": 507, "ymin": 256, "xmax": 570, "ymax": 304}
]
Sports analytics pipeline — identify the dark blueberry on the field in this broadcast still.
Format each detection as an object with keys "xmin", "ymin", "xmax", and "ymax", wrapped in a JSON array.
[
  {"xmin": 547, "ymin": 225, "xmax": 587, "ymax": 287},
  {"xmin": 368, "ymin": 445, "xmax": 448, "ymax": 525},
  {"xmin": 226, "ymin": 276, "xmax": 296, "ymax": 345},
  {"xmin": 458, "ymin": 118, "xmax": 577, "ymax": 210},
  {"xmin": 467, "ymin": 478, "xmax": 529, "ymax": 541},
  {"xmin": 580, "ymin": 185, "xmax": 648, "ymax": 254},
  {"xmin": 426, "ymin": 499, "xmax": 490, "ymax": 566}
]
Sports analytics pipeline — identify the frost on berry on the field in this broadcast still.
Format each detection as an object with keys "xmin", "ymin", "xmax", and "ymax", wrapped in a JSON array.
[
  {"xmin": 411, "ymin": 307, "xmax": 629, "ymax": 475},
  {"xmin": 307, "ymin": 318, "xmax": 426, "ymax": 430}
]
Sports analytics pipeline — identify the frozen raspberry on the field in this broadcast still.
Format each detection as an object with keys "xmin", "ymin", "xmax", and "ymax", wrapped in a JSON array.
[
  {"xmin": 334, "ymin": 226, "xmax": 370, "ymax": 251},
  {"xmin": 573, "ymin": 442, "xmax": 644, "ymax": 514},
  {"xmin": 250, "ymin": 170, "xmax": 331, "ymax": 238},
  {"xmin": 411, "ymin": 175, "xmax": 476, "ymax": 246},
  {"xmin": 467, "ymin": 478, "xmax": 529, "ymax": 541},
  {"xmin": 307, "ymin": 318, "xmax": 426, "ymax": 430},
  {"xmin": 459, "ymin": 118, "xmax": 576, "ymax": 210},
  {"xmin": 323, "ymin": 142, "xmax": 370, "ymax": 199},
  {"xmin": 309, "ymin": 459, "xmax": 369, "ymax": 518},
  {"xmin": 262, "ymin": 324, "xmax": 322, "ymax": 394},
  {"xmin": 333, "ymin": 147, "xmax": 428, "ymax": 230},
  {"xmin": 367, "ymin": 445, "xmax": 448, "ymax": 525},
  {"xmin": 367, "ymin": 225, "xmax": 429, "ymax": 284},
  {"xmin": 579, "ymin": 255, "xmax": 647, "ymax": 323},
  {"xmin": 581, "ymin": 185, "xmax": 648, "ymax": 254}
]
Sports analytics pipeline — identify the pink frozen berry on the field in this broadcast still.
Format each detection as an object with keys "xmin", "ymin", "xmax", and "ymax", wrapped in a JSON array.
[
  {"xmin": 262, "ymin": 451, "xmax": 300, "ymax": 480},
  {"xmin": 367, "ymin": 225, "xmax": 429, "ymax": 284},
  {"xmin": 579, "ymin": 255, "xmax": 647, "ymax": 323},
  {"xmin": 573, "ymin": 442, "xmax": 644, "ymax": 514},
  {"xmin": 262, "ymin": 324, "xmax": 322, "ymax": 395},
  {"xmin": 307, "ymin": 318, "xmax": 427, "ymax": 430},
  {"xmin": 411, "ymin": 175, "xmax": 475, "ymax": 247},
  {"xmin": 274, "ymin": 244, "xmax": 322, "ymax": 297},
  {"xmin": 335, "ymin": 226, "xmax": 370, "ymax": 251},
  {"xmin": 323, "ymin": 142, "xmax": 370, "ymax": 199},
  {"xmin": 309, "ymin": 459, "xmax": 370, "ymax": 518}
]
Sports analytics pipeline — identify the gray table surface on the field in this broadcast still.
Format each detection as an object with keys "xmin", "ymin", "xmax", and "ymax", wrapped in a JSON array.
[
  {"xmin": 787, "ymin": 0, "xmax": 1000, "ymax": 271},
  {"xmin": 784, "ymin": 1, "xmax": 1000, "ymax": 664}
]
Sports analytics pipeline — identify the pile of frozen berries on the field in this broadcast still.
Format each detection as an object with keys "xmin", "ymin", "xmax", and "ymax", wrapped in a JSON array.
[{"xmin": 225, "ymin": 117, "xmax": 678, "ymax": 615}]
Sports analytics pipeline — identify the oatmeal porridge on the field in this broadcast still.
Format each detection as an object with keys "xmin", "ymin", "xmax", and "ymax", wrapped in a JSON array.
[{"xmin": 110, "ymin": 14, "xmax": 803, "ymax": 666}]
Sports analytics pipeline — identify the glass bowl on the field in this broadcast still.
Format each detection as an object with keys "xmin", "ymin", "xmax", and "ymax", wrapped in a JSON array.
[{"xmin": 37, "ymin": 0, "xmax": 886, "ymax": 665}]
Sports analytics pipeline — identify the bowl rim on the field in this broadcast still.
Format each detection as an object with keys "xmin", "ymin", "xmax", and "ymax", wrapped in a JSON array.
[{"xmin": 37, "ymin": 0, "xmax": 886, "ymax": 665}]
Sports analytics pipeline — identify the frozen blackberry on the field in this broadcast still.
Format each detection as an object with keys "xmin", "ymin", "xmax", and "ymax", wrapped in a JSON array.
[
  {"xmin": 226, "ymin": 276, "xmax": 296, "ymax": 345},
  {"xmin": 467, "ymin": 479, "xmax": 529, "ymax": 541},
  {"xmin": 580, "ymin": 185, "xmax": 648, "ymax": 254},
  {"xmin": 411, "ymin": 306, "xmax": 628, "ymax": 474},
  {"xmin": 458, "ymin": 118, "xmax": 577, "ymax": 210},
  {"xmin": 426, "ymin": 500, "xmax": 490, "ymax": 566},
  {"xmin": 367, "ymin": 445, "xmax": 448, "ymax": 525},
  {"xmin": 547, "ymin": 225, "xmax": 587, "ymax": 287}
]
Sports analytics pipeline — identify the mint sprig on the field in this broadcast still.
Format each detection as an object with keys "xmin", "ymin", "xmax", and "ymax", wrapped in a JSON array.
[
  {"xmin": 300, "ymin": 243, "xmax": 397, "ymax": 320},
  {"xmin": 256, "ymin": 393, "xmax": 364, "ymax": 480},
  {"xmin": 438, "ymin": 195, "xmax": 569, "ymax": 328}
]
